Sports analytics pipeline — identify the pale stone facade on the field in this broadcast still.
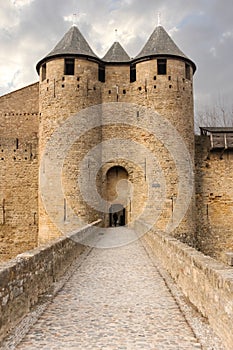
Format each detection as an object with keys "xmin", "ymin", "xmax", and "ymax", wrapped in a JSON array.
[{"xmin": 0, "ymin": 24, "xmax": 232, "ymax": 263}]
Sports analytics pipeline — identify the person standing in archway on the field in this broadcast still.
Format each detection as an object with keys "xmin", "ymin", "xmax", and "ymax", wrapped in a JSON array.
[{"xmin": 113, "ymin": 212, "xmax": 118, "ymax": 227}]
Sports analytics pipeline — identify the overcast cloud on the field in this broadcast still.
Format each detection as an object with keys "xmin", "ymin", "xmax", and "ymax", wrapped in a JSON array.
[{"xmin": 0, "ymin": 0, "xmax": 233, "ymax": 125}]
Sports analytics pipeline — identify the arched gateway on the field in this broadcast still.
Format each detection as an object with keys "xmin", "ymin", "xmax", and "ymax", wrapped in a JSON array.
[{"xmin": 105, "ymin": 166, "xmax": 129, "ymax": 227}]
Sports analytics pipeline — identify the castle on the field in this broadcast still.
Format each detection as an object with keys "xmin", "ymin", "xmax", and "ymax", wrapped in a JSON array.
[{"xmin": 0, "ymin": 24, "xmax": 233, "ymax": 264}]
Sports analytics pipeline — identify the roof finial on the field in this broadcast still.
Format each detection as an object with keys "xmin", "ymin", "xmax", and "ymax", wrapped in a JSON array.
[
  {"xmin": 72, "ymin": 13, "xmax": 78, "ymax": 27},
  {"xmin": 157, "ymin": 12, "xmax": 161, "ymax": 26},
  {"xmin": 115, "ymin": 29, "xmax": 118, "ymax": 42}
]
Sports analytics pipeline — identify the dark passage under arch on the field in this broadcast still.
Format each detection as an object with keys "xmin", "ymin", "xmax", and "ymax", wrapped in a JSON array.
[{"xmin": 109, "ymin": 204, "xmax": 126, "ymax": 227}]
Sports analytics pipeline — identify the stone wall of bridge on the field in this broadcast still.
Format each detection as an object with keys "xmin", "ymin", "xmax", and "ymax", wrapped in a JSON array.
[
  {"xmin": 0, "ymin": 221, "xmax": 100, "ymax": 345},
  {"xmin": 141, "ymin": 226, "xmax": 233, "ymax": 350}
]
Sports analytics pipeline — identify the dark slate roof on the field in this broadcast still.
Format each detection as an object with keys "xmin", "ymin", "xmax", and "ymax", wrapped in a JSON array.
[
  {"xmin": 36, "ymin": 25, "xmax": 98, "ymax": 71},
  {"xmin": 103, "ymin": 42, "xmax": 130, "ymax": 63},
  {"xmin": 200, "ymin": 127, "xmax": 233, "ymax": 134},
  {"xmin": 134, "ymin": 25, "xmax": 196, "ymax": 70}
]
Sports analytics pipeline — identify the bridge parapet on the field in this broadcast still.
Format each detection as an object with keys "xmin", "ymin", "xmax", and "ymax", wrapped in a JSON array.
[
  {"xmin": 140, "ymin": 223, "xmax": 233, "ymax": 350},
  {"xmin": 0, "ymin": 220, "xmax": 101, "ymax": 345}
]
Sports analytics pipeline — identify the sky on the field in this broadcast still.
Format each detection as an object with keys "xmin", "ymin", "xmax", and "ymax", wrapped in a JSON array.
[{"xmin": 0, "ymin": 0, "xmax": 233, "ymax": 127}]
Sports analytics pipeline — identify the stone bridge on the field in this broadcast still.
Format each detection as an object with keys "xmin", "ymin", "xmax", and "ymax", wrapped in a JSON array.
[{"xmin": 0, "ymin": 223, "xmax": 232, "ymax": 349}]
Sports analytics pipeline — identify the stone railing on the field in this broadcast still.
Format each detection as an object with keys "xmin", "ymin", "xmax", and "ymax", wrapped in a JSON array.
[
  {"xmin": 140, "ymin": 225, "xmax": 233, "ymax": 350},
  {"xmin": 0, "ymin": 220, "xmax": 101, "ymax": 344}
]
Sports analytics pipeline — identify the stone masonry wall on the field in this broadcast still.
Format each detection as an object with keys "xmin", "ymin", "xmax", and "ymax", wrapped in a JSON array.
[
  {"xmin": 0, "ymin": 221, "xmax": 100, "ymax": 345},
  {"xmin": 0, "ymin": 83, "xmax": 39, "ymax": 261},
  {"xmin": 195, "ymin": 135, "xmax": 233, "ymax": 262},
  {"xmin": 38, "ymin": 58, "xmax": 102, "ymax": 243},
  {"xmin": 38, "ymin": 56, "xmax": 196, "ymax": 245},
  {"xmin": 142, "ymin": 227, "xmax": 233, "ymax": 350}
]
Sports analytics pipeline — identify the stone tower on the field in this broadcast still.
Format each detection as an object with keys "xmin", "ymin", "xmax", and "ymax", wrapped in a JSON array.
[
  {"xmin": 36, "ymin": 24, "xmax": 196, "ymax": 244},
  {"xmin": 36, "ymin": 25, "xmax": 103, "ymax": 243}
]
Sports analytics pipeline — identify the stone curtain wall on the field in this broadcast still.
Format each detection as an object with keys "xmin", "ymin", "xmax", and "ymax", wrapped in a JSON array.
[
  {"xmin": 0, "ymin": 221, "xmax": 100, "ymax": 345},
  {"xmin": 142, "ymin": 227, "xmax": 233, "ymax": 350},
  {"xmin": 0, "ymin": 83, "xmax": 39, "ymax": 115},
  {"xmin": 195, "ymin": 135, "xmax": 233, "ymax": 262},
  {"xmin": 0, "ymin": 83, "xmax": 39, "ymax": 261}
]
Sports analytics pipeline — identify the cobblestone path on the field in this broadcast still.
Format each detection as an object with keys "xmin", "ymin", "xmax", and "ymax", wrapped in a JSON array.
[{"xmin": 15, "ymin": 228, "xmax": 205, "ymax": 349}]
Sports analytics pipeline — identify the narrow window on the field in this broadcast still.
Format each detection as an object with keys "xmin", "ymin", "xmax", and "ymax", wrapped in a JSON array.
[
  {"xmin": 64, "ymin": 58, "xmax": 75, "ymax": 75},
  {"xmin": 98, "ymin": 65, "xmax": 105, "ymax": 82},
  {"xmin": 157, "ymin": 59, "xmax": 167, "ymax": 75},
  {"xmin": 41, "ymin": 63, "xmax": 46, "ymax": 81},
  {"xmin": 185, "ymin": 63, "xmax": 191, "ymax": 80},
  {"xmin": 130, "ymin": 64, "xmax": 136, "ymax": 83}
]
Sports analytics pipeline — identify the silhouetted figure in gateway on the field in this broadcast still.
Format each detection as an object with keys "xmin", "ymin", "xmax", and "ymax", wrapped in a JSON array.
[{"xmin": 113, "ymin": 213, "xmax": 118, "ymax": 227}]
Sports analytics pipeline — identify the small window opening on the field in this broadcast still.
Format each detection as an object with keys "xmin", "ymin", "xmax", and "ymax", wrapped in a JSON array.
[
  {"xmin": 154, "ymin": 76, "xmax": 156, "ymax": 80},
  {"xmin": 41, "ymin": 64, "xmax": 46, "ymax": 81},
  {"xmin": 62, "ymin": 77, "xmax": 65, "ymax": 81},
  {"xmin": 154, "ymin": 85, "xmax": 157, "ymax": 89},
  {"xmin": 64, "ymin": 58, "xmax": 75, "ymax": 75},
  {"xmin": 130, "ymin": 65, "xmax": 136, "ymax": 83},
  {"xmin": 168, "ymin": 76, "xmax": 171, "ymax": 81},
  {"xmin": 98, "ymin": 65, "xmax": 105, "ymax": 82},
  {"xmin": 157, "ymin": 59, "xmax": 167, "ymax": 75},
  {"xmin": 109, "ymin": 90, "xmax": 111, "ymax": 95},
  {"xmin": 16, "ymin": 138, "xmax": 19, "ymax": 150},
  {"xmin": 123, "ymin": 89, "xmax": 126, "ymax": 94},
  {"xmin": 62, "ymin": 84, "xmax": 65, "ymax": 88},
  {"xmin": 169, "ymin": 85, "xmax": 172, "ymax": 89},
  {"xmin": 138, "ymin": 86, "xmax": 142, "ymax": 91},
  {"xmin": 185, "ymin": 63, "xmax": 191, "ymax": 80},
  {"xmin": 77, "ymin": 77, "xmax": 80, "ymax": 81}
]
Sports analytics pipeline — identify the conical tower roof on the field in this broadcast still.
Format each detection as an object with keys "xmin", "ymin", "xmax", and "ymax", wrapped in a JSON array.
[
  {"xmin": 103, "ymin": 42, "xmax": 130, "ymax": 63},
  {"xmin": 134, "ymin": 25, "xmax": 196, "ymax": 71},
  {"xmin": 36, "ymin": 25, "xmax": 99, "ymax": 72}
]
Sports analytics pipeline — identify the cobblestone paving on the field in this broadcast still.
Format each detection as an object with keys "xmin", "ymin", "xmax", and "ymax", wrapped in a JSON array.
[{"xmin": 13, "ymin": 228, "xmax": 216, "ymax": 349}]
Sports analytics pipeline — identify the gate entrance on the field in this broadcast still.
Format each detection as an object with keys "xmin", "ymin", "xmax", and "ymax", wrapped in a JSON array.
[
  {"xmin": 109, "ymin": 204, "xmax": 126, "ymax": 227},
  {"xmin": 105, "ymin": 166, "xmax": 129, "ymax": 227}
]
